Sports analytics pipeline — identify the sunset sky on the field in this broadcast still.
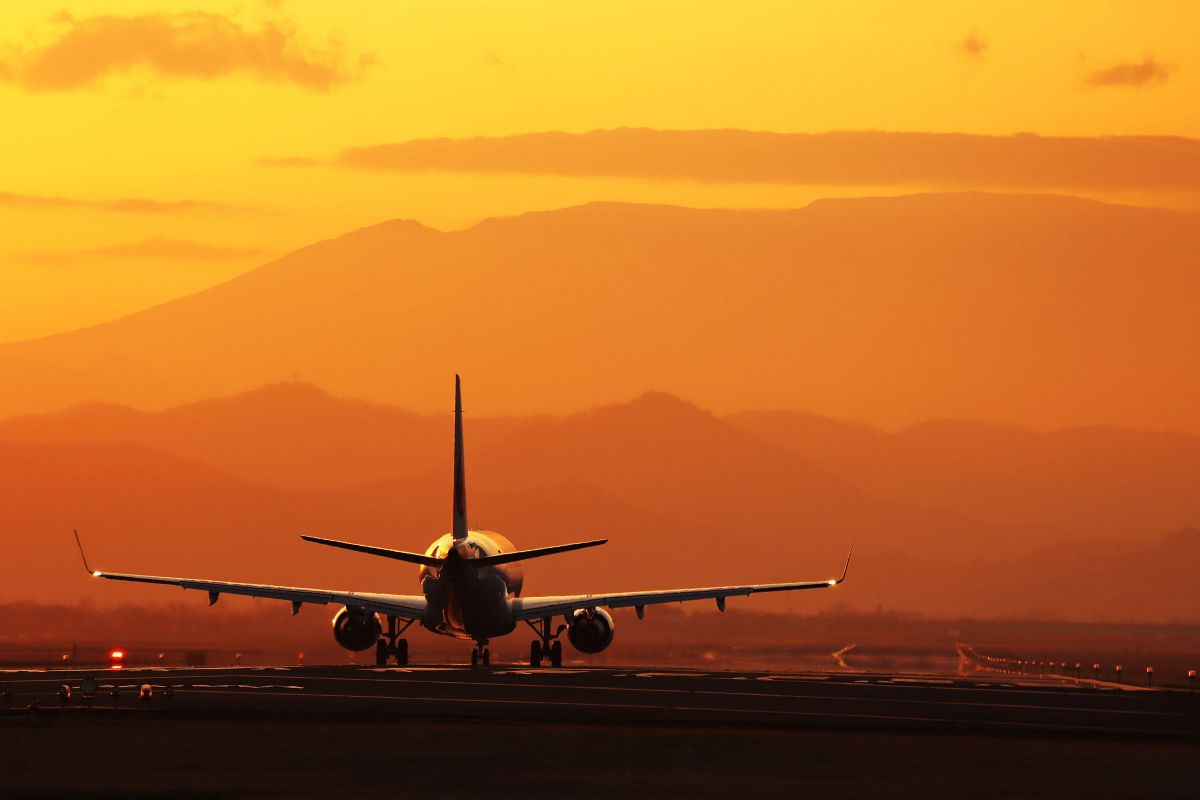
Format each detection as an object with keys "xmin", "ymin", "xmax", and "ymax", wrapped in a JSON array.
[{"xmin": 1, "ymin": 1, "xmax": 1198, "ymax": 342}]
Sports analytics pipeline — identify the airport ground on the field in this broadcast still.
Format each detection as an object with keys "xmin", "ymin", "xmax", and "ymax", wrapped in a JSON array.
[{"xmin": 2, "ymin": 664, "xmax": 1197, "ymax": 799}]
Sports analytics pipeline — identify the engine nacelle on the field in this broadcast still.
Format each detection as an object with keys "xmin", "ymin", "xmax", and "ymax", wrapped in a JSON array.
[
  {"xmin": 566, "ymin": 607, "xmax": 615, "ymax": 654},
  {"xmin": 331, "ymin": 606, "xmax": 382, "ymax": 652}
]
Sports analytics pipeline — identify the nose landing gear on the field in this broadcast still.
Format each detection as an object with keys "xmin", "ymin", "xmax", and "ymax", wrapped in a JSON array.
[
  {"xmin": 526, "ymin": 617, "xmax": 566, "ymax": 667},
  {"xmin": 376, "ymin": 616, "xmax": 413, "ymax": 666},
  {"xmin": 470, "ymin": 642, "xmax": 490, "ymax": 667}
]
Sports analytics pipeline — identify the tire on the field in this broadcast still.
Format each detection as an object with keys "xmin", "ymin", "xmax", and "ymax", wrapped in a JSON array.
[
  {"xmin": 549, "ymin": 640, "xmax": 563, "ymax": 668},
  {"xmin": 375, "ymin": 640, "xmax": 389, "ymax": 666},
  {"xmin": 482, "ymin": 648, "xmax": 490, "ymax": 667},
  {"xmin": 529, "ymin": 640, "xmax": 542, "ymax": 667},
  {"xmin": 470, "ymin": 648, "xmax": 479, "ymax": 667},
  {"xmin": 398, "ymin": 640, "xmax": 409, "ymax": 666}
]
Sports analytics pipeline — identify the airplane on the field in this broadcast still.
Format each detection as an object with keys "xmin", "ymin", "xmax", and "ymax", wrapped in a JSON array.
[{"xmin": 75, "ymin": 376, "xmax": 852, "ymax": 668}]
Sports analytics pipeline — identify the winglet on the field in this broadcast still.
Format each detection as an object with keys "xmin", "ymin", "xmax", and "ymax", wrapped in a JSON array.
[
  {"xmin": 73, "ymin": 529, "xmax": 102, "ymax": 577},
  {"xmin": 830, "ymin": 542, "xmax": 854, "ymax": 586}
]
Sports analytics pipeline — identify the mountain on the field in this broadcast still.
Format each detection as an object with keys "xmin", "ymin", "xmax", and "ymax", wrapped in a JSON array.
[
  {"xmin": 828, "ymin": 528, "xmax": 1200, "ymax": 620},
  {"xmin": 5, "ymin": 383, "xmax": 1198, "ymax": 620},
  {"xmin": 4, "ymin": 435, "xmax": 1194, "ymax": 621},
  {"xmin": 0, "ymin": 388, "xmax": 999, "ymax": 610},
  {"xmin": 0, "ymin": 382, "xmax": 540, "ymax": 490},
  {"xmin": 1, "ymin": 193, "xmax": 1198, "ymax": 431},
  {"xmin": 727, "ymin": 411, "xmax": 1200, "ymax": 543},
  {"xmin": 8, "ymin": 381, "xmax": 1200, "ymax": 563}
]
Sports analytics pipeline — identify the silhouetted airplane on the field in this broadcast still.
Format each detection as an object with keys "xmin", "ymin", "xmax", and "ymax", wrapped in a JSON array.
[{"xmin": 75, "ymin": 376, "xmax": 851, "ymax": 667}]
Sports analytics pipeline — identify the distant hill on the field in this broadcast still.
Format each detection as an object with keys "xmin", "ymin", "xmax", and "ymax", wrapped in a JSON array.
[
  {"xmin": 1, "ymin": 193, "xmax": 1198, "ymax": 431},
  {"xmin": 7, "ymin": 382, "xmax": 1198, "ymax": 554},
  {"xmin": 1, "ymin": 387, "xmax": 990, "ymax": 610},
  {"xmin": 4, "ymin": 434, "xmax": 1193, "ymax": 620},
  {"xmin": 830, "ymin": 527, "xmax": 1200, "ymax": 620},
  {"xmin": 5, "ymin": 384, "xmax": 1200, "ymax": 619},
  {"xmin": 0, "ymin": 382, "xmax": 538, "ymax": 490},
  {"xmin": 727, "ymin": 411, "xmax": 1200, "ymax": 543}
]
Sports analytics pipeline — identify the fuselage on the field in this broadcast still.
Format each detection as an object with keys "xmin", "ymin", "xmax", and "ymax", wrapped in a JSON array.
[{"xmin": 417, "ymin": 530, "xmax": 523, "ymax": 641}]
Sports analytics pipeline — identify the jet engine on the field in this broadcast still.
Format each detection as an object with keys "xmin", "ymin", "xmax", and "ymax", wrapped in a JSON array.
[
  {"xmin": 566, "ymin": 608, "xmax": 615, "ymax": 653},
  {"xmin": 332, "ymin": 606, "xmax": 382, "ymax": 651}
]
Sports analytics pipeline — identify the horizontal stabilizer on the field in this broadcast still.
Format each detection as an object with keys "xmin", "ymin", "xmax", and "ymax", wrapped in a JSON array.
[
  {"xmin": 300, "ymin": 535, "xmax": 443, "ymax": 567},
  {"xmin": 469, "ymin": 539, "xmax": 608, "ymax": 567}
]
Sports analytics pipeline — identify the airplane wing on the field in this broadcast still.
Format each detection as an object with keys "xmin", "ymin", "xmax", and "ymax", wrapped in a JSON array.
[
  {"xmin": 510, "ymin": 547, "xmax": 853, "ymax": 620},
  {"xmin": 76, "ymin": 533, "xmax": 424, "ymax": 619}
]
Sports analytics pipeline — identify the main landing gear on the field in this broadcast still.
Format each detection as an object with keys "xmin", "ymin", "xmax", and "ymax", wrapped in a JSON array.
[
  {"xmin": 525, "ymin": 617, "xmax": 565, "ymax": 667},
  {"xmin": 376, "ymin": 616, "xmax": 412, "ymax": 666},
  {"xmin": 470, "ymin": 642, "xmax": 490, "ymax": 667}
]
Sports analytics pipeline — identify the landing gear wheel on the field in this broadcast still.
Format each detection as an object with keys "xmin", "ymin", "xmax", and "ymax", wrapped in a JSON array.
[
  {"xmin": 375, "ymin": 640, "xmax": 389, "ymax": 667},
  {"xmin": 395, "ymin": 639, "xmax": 408, "ymax": 666},
  {"xmin": 529, "ymin": 640, "xmax": 543, "ymax": 667},
  {"xmin": 482, "ymin": 647, "xmax": 490, "ymax": 667},
  {"xmin": 470, "ymin": 648, "xmax": 479, "ymax": 667},
  {"xmin": 549, "ymin": 640, "xmax": 563, "ymax": 668}
]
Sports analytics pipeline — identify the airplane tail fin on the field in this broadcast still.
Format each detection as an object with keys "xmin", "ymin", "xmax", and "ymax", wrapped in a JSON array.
[{"xmin": 453, "ymin": 374, "xmax": 468, "ymax": 540}]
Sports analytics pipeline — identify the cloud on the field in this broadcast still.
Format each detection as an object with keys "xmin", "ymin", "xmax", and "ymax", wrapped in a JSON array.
[
  {"xmin": 0, "ymin": 11, "xmax": 365, "ymax": 92},
  {"xmin": 331, "ymin": 128, "xmax": 1200, "ymax": 192},
  {"xmin": 101, "ymin": 198, "xmax": 226, "ymax": 213},
  {"xmin": 257, "ymin": 155, "xmax": 320, "ymax": 167},
  {"xmin": 0, "ymin": 190, "xmax": 233, "ymax": 213},
  {"xmin": 88, "ymin": 239, "xmax": 266, "ymax": 260},
  {"xmin": 1087, "ymin": 57, "xmax": 1175, "ymax": 88},
  {"xmin": 19, "ymin": 238, "xmax": 268, "ymax": 263},
  {"xmin": 960, "ymin": 34, "xmax": 988, "ymax": 58}
]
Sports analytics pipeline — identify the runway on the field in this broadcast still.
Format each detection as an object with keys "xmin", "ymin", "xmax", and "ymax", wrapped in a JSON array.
[
  {"xmin": 3, "ymin": 663, "xmax": 1197, "ymax": 737},
  {"xmin": 4, "ymin": 664, "xmax": 1198, "ymax": 799}
]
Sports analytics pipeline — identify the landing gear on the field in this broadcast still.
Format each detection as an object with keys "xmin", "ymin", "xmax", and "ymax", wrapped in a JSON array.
[
  {"xmin": 525, "ymin": 617, "xmax": 567, "ymax": 667},
  {"xmin": 378, "ymin": 616, "xmax": 413, "ymax": 666},
  {"xmin": 394, "ymin": 638, "xmax": 408, "ymax": 666},
  {"xmin": 471, "ymin": 644, "xmax": 490, "ymax": 667}
]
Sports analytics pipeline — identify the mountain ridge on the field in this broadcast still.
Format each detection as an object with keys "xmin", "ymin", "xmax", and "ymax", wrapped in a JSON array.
[{"xmin": 2, "ymin": 192, "xmax": 1198, "ymax": 429}]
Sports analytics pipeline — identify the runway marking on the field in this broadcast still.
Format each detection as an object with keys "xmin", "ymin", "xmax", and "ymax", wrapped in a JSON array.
[
  {"xmin": 9, "ymin": 684, "xmax": 1192, "ymax": 725},
  {"xmin": 831, "ymin": 644, "xmax": 858, "ymax": 669},
  {"xmin": 633, "ymin": 672, "xmax": 710, "ymax": 678},
  {"xmin": 78, "ymin": 682, "xmax": 305, "ymax": 691},
  {"xmin": 188, "ymin": 684, "xmax": 304, "ymax": 690},
  {"xmin": 4, "ymin": 669, "xmax": 1178, "ymax": 711},
  {"xmin": 181, "ymin": 688, "xmax": 1194, "ymax": 737},
  {"xmin": 133, "ymin": 673, "xmax": 1198, "ymax": 720},
  {"xmin": 1, "ymin": 667, "xmax": 1159, "ymax": 698}
]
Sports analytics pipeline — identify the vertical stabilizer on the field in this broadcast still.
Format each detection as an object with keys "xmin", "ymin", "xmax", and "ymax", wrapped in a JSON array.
[{"xmin": 452, "ymin": 375, "xmax": 468, "ymax": 540}]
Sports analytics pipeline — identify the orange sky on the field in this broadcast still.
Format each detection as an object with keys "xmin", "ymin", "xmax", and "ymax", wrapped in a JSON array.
[{"xmin": 1, "ymin": 1, "xmax": 1198, "ymax": 342}]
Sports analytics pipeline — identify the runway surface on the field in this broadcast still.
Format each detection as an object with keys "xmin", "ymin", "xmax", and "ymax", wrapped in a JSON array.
[
  {"xmin": 2, "ymin": 663, "xmax": 1197, "ymax": 737},
  {"xmin": 4, "ymin": 665, "xmax": 1198, "ymax": 799}
]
